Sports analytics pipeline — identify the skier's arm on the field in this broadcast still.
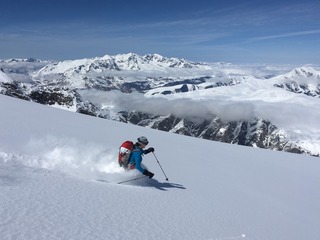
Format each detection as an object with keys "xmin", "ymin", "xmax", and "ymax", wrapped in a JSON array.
[{"xmin": 143, "ymin": 147, "xmax": 154, "ymax": 154}]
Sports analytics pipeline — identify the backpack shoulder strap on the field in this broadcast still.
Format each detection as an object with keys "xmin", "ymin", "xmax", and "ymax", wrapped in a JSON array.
[{"xmin": 132, "ymin": 145, "xmax": 142, "ymax": 153}]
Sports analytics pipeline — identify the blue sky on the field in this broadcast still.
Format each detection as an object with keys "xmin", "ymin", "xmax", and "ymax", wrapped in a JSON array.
[{"xmin": 1, "ymin": 0, "xmax": 320, "ymax": 64}]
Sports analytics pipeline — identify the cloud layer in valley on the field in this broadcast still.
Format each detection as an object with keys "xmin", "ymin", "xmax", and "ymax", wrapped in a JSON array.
[{"xmin": 79, "ymin": 89, "xmax": 320, "ymax": 137}]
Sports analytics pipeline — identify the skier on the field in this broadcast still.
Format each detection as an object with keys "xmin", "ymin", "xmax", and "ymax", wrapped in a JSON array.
[{"xmin": 128, "ymin": 136, "xmax": 155, "ymax": 178}]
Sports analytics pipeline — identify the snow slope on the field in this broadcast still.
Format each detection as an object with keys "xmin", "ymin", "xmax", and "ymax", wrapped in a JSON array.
[{"xmin": 1, "ymin": 95, "xmax": 320, "ymax": 240}]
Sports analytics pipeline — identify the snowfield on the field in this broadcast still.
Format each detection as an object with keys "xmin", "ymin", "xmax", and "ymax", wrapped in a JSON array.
[{"xmin": 1, "ymin": 94, "xmax": 320, "ymax": 240}]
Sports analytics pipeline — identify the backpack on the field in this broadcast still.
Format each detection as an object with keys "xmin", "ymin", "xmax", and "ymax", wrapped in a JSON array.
[{"xmin": 118, "ymin": 141, "xmax": 134, "ymax": 168}]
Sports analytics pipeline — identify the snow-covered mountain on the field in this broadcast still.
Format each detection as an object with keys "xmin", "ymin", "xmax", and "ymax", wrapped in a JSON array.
[
  {"xmin": 1, "ymin": 54, "xmax": 320, "ymax": 156},
  {"xmin": 1, "ymin": 94, "xmax": 320, "ymax": 240},
  {"xmin": 272, "ymin": 66, "xmax": 320, "ymax": 97},
  {"xmin": 32, "ymin": 53, "xmax": 210, "ymax": 89}
]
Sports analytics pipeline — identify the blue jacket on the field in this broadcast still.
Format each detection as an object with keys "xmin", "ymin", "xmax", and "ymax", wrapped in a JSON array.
[{"xmin": 128, "ymin": 145, "xmax": 147, "ymax": 173}]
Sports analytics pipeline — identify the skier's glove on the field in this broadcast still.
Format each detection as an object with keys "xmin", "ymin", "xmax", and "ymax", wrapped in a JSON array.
[
  {"xmin": 143, "ymin": 169, "xmax": 154, "ymax": 179},
  {"xmin": 145, "ymin": 147, "xmax": 154, "ymax": 154}
]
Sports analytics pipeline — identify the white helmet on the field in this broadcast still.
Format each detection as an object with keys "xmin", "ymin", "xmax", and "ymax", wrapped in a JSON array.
[{"xmin": 137, "ymin": 136, "xmax": 149, "ymax": 145}]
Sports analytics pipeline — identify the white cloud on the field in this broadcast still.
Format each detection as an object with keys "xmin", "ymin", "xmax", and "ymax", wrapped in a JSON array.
[
  {"xmin": 79, "ymin": 89, "xmax": 320, "ymax": 144},
  {"xmin": 248, "ymin": 29, "xmax": 320, "ymax": 42}
]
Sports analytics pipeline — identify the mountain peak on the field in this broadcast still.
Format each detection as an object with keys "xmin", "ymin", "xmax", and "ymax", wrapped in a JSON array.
[
  {"xmin": 288, "ymin": 66, "xmax": 320, "ymax": 79},
  {"xmin": 100, "ymin": 54, "xmax": 113, "ymax": 61},
  {"xmin": 271, "ymin": 66, "xmax": 320, "ymax": 85}
]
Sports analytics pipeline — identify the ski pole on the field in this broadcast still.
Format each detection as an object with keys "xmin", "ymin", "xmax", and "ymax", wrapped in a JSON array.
[{"xmin": 152, "ymin": 152, "xmax": 169, "ymax": 181}]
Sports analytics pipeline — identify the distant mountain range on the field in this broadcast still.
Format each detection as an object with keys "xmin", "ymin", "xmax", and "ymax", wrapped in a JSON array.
[{"xmin": 1, "ymin": 53, "xmax": 319, "ymax": 156}]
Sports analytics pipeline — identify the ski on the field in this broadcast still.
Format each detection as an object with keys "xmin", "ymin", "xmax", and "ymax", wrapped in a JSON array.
[
  {"xmin": 117, "ymin": 176, "xmax": 147, "ymax": 184},
  {"xmin": 96, "ymin": 176, "xmax": 148, "ymax": 185}
]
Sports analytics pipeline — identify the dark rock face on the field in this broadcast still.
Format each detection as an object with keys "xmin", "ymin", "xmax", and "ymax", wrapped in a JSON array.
[
  {"xmin": 274, "ymin": 82, "xmax": 320, "ymax": 97},
  {"xmin": 0, "ymin": 82, "xmax": 31, "ymax": 101},
  {"xmin": 30, "ymin": 89, "xmax": 73, "ymax": 106},
  {"xmin": 118, "ymin": 111, "xmax": 314, "ymax": 156}
]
